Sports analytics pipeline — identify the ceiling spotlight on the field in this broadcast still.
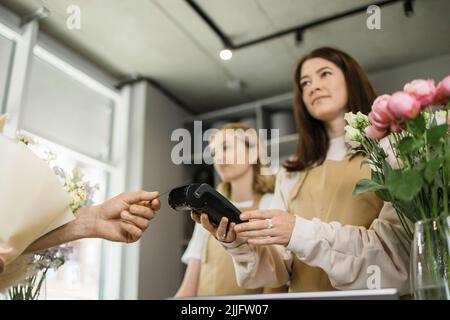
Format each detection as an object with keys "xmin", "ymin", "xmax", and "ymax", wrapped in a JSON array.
[
  {"xmin": 219, "ymin": 48, "xmax": 233, "ymax": 61},
  {"xmin": 403, "ymin": 0, "xmax": 414, "ymax": 17}
]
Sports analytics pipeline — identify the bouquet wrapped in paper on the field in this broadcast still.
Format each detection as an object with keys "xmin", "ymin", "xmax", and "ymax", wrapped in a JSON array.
[{"xmin": 0, "ymin": 120, "xmax": 74, "ymax": 272}]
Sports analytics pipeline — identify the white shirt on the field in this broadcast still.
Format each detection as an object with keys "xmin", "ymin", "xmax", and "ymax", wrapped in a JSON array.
[{"xmin": 181, "ymin": 193, "xmax": 273, "ymax": 264}]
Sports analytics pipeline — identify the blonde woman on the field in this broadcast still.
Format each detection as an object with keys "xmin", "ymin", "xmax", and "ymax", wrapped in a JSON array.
[{"xmin": 175, "ymin": 123, "xmax": 285, "ymax": 297}]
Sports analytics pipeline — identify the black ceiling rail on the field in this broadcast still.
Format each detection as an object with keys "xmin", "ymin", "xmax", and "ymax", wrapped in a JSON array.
[
  {"xmin": 185, "ymin": 0, "xmax": 233, "ymax": 48},
  {"xmin": 185, "ymin": 0, "xmax": 409, "ymax": 50}
]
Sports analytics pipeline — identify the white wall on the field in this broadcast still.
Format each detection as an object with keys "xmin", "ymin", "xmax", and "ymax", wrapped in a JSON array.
[
  {"xmin": 369, "ymin": 53, "xmax": 450, "ymax": 95},
  {"xmin": 138, "ymin": 83, "xmax": 192, "ymax": 299}
]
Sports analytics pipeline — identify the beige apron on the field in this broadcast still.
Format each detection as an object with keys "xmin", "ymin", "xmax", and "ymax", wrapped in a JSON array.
[
  {"xmin": 287, "ymin": 155, "xmax": 383, "ymax": 292},
  {"xmin": 197, "ymin": 195, "xmax": 286, "ymax": 296}
]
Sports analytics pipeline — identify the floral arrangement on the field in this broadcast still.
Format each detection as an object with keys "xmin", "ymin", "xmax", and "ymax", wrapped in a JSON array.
[
  {"xmin": 345, "ymin": 75, "xmax": 450, "ymax": 239},
  {"xmin": 7, "ymin": 134, "xmax": 98, "ymax": 300},
  {"xmin": 7, "ymin": 245, "xmax": 73, "ymax": 300}
]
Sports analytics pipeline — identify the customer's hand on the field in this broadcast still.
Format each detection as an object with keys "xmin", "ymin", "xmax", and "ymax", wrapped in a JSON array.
[
  {"xmin": 83, "ymin": 190, "xmax": 161, "ymax": 243},
  {"xmin": 234, "ymin": 209, "xmax": 295, "ymax": 246},
  {"xmin": 25, "ymin": 191, "xmax": 161, "ymax": 254}
]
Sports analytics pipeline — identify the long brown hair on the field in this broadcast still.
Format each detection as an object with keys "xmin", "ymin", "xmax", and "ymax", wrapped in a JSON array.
[
  {"xmin": 210, "ymin": 123, "xmax": 275, "ymax": 198},
  {"xmin": 284, "ymin": 47, "xmax": 377, "ymax": 172}
]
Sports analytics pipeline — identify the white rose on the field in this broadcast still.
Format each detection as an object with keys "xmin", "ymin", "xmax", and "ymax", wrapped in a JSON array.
[
  {"xmin": 344, "ymin": 112, "xmax": 358, "ymax": 128},
  {"xmin": 345, "ymin": 125, "xmax": 362, "ymax": 148},
  {"xmin": 435, "ymin": 110, "xmax": 448, "ymax": 125}
]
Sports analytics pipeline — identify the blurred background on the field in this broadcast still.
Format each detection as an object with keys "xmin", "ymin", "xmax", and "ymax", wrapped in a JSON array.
[{"xmin": 0, "ymin": 0, "xmax": 449, "ymax": 299}]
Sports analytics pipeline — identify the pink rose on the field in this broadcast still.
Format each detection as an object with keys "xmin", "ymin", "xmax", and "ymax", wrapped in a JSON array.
[
  {"xmin": 368, "ymin": 111, "xmax": 389, "ymax": 129},
  {"xmin": 365, "ymin": 125, "xmax": 388, "ymax": 140},
  {"xmin": 388, "ymin": 91, "xmax": 421, "ymax": 120},
  {"xmin": 403, "ymin": 79, "xmax": 436, "ymax": 107},
  {"xmin": 434, "ymin": 75, "xmax": 450, "ymax": 105},
  {"xmin": 371, "ymin": 94, "xmax": 396, "ymax": 121},
  {"xmin": 390, "ymin": 121, "xmax": 403, "ymax": 133}
]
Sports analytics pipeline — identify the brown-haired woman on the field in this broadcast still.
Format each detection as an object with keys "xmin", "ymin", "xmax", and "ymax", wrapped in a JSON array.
[
  {"xmin": 196, "ymin": 47, "xmax": 411, "ymax": 295},
  {"xmin": 175, "ymin": 123, "xmax": 286, "ymax": 297}
]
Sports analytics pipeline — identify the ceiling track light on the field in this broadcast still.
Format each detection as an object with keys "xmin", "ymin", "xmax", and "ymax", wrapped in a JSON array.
[
  {"xmin": 295, "ymin": 29, "xmax": 304, "ymax": 46},
  {"xmin": 226, "ymin": 79, "xmax": 244, "ymax": 92},
  {"xmin": 188, "ymin": 0, "xmax": 406, "ymax": 52},
  {"xmin": 403, "ymin": 0, "xmax": 414, "ymax": 17}
]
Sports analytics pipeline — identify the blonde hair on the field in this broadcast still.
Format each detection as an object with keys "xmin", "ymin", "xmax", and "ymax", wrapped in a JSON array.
[{"xmin": 210, "ymin": 122, "xmax": 275, "ymax": 198}]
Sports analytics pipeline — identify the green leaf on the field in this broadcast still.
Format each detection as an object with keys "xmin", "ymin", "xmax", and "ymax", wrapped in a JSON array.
[
  {"xmin": 375, "ymin": 189, "xmax": 390, "ymax": 202},
  {"xmin": 372, "ymin": 171, "xmax": 384, "ymax": 185},
  {"xmin": 398, "ymin": 136, "xmax": 423, "ymax": 154},
  {"xmin": 427, "ymin": 124, "xmax": 448, "ymax": 146},
  {"xmin": 415, "ymin": 161, "xmax": 427, "ymax": 173},
  {"xmin": 386, "ymin": 169, "xmax": 423, "ymax": 201},
  {"xmin": 394, "ymin": 201, "xmax": 422, "ymax": 223},
  {"xmin": 407, "ymin": 114, "xmax": 426, "ymax": 137},
  {"xmin": 349, "ymin": 149, "xmax": 366, "ymax": 158},
  {"xmin": 360, "ymin": 159, "xmax": 371, "ymax": 167},
  {"xmin": 382, "ymin": 159, "xmax": 393, "ymax": 175},
  {"xmin": 353, "ymin": 179, "xmax": 386, "ymax": 195},
  {"xmin": 360, "ymin": 159, "xmax": 376, "ymax": 169},
  {"xmin": 444, "ymin": 152, "xmax": 450, "ymax": 178},
  {"xmin": 424, "ymin": 158, "xmax": 443, "ymax": 183}
]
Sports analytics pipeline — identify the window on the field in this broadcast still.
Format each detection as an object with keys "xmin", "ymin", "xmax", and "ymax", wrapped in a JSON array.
[
  {"xmin": 0, "ymin": 33, "xmax": 14, "ymax": 113},
  {"xmin": 20, "ymin": 56, "xmax": 116, "ymax": 296},
  {"xmin": 18, "ymin": 49, "xmax": 120, "ymax": 299},
  {"xmin": 21, "ymin": 56, "xmax": 114, "ymax": 162},
  {"xmin": 0, "ymin": 8, "xmax": 132, "ymax": 300}
]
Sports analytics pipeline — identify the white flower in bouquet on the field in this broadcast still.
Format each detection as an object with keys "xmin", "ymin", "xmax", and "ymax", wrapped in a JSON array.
[
  {"xmin": 7, "ymin": 245, "xmax": 74, "ymax": 300},
  {"xmin": 344, "ymin": 112, "xmax": 370, "ymax": 148},
  {"xmin": 344, "ymin": 125, "xmax": 362, "ymax": 148},
  {"xmin": 344, "ymin": 112, "xmax": 358, "ymax": 128},
  {"xmin": 344, "ymin": 111, "xmax": 369, "ymax": 130}
]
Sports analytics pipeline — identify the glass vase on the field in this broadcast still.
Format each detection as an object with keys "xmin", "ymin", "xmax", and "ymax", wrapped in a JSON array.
[
  {"xmin": 7, "ymin": 270, "xmax": 48, "ymax": 300},
  {"xmin": 411, "ymin": 217, "xmax": 450, "ymax": 300}
]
